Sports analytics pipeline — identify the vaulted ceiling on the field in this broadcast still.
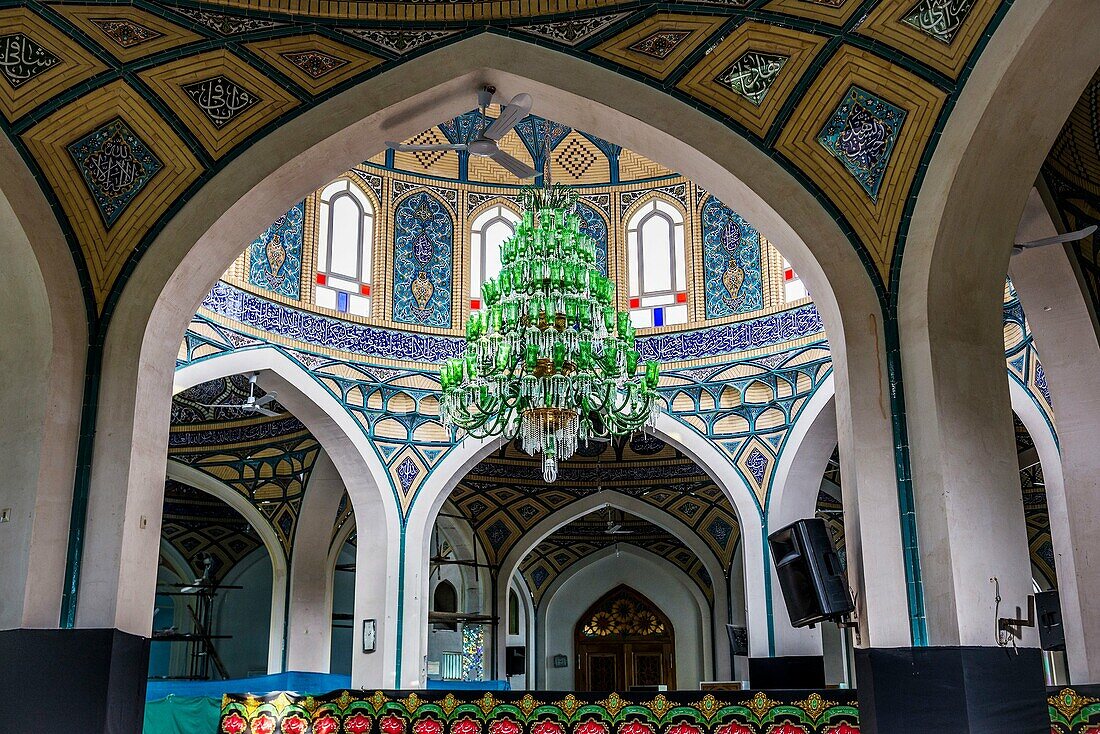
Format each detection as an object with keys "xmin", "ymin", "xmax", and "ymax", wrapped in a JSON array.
[{"xmin": 2, "ymin": 0, "xmax": 1014, "ymax": 326}]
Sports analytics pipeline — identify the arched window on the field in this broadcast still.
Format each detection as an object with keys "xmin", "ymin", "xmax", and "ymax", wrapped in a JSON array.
[
  {"xmin": 469, "ymin": 204, "xmax": 520, "ymax": 310},
  {"xmin": 315, "ymin": 179, "xmax": 374, "ymax": 316},
  {"xmin": 433, "ymin": 580, "xmax": 459, "ymax": 631},
  {"xmin": 626, "ymin": 198, "xmax": 687, "ymax": 327},
  {"xmin": 508, "ymin": 589, "xmax": 520, "ymax": 636},
  {"xmin": 782, "ymin": 256, "xmax": 808, "ymax": 301}
]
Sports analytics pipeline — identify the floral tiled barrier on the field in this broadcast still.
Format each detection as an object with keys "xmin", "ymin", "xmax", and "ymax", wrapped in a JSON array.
[
  {"xmin": 219, "ymin": 690, "xmax": 859, "ymax": 734},
  {"xmin": 1050, "ymin": 687, "xmax": 1100, "ymax": 734}
]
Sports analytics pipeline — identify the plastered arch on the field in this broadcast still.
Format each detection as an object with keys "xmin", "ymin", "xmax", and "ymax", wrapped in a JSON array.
[
  {"xmin": 165, "ymin": 460, "xmax": 289, "ymax": 674},
  {"xmin": 173, "ymin": 347, "xmax": 400, "ymax": 685}
]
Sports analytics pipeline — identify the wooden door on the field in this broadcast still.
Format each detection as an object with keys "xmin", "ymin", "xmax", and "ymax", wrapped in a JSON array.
[{"xmin": 574, "ymin": 586, "xmax": 676, "ymax": 691}]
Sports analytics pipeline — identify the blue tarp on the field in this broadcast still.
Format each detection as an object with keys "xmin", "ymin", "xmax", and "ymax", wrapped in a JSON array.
[
  {"xmin": 425, "ymin": 679, "xmax": 511, "ymax": 690},
  {"xmin": 146, "ymin": 671, "xmax": 351, "ymax": 701}
]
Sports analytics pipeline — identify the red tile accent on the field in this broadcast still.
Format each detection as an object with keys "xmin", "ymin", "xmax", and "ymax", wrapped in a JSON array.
[
  {"xmin": 784, "ymin": 269, "xmax": 794, "ymax": 281},
  {"xmin": 629, "ymin": 297, "xmax": 640, "ymax": 309},
  {"xmin": 470, "ymin": 299, "xmax": 481, "ymax": 310},
  {"xmin": 675, "ymin": 292, "xmax": 687, "ymax": 303},
  {"xmin": 316, "ymin": 273, "xmax": 327, "ymax": 285},
  {"xmin": 360, "ymin": 284, "xmax": 371, "ymax": 296}
]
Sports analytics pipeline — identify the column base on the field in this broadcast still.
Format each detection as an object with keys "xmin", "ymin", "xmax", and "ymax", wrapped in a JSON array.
[
  {"xmin": 855, "ymin": 646, "xmax": 1047, "ymax": 734},
  {"xmin": 748, "ymin": 655, "xmax": 825, "ymax": 688},
  {"xmin": 0, "ymin": 628, "xmax": 149, "ymax": 733}
]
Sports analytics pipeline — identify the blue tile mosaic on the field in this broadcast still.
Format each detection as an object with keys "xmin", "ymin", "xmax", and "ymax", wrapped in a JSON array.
[
  {"xmin": 817, "ymin": 86, "xmax": 907, "ymax": 201},
  {"xmin": 248, "ymin": 202, "xmax": 304, "ymax": 299},
  {"xmin": 574, "ymin": 201, "xmax": 609, "ymax": 275},
  {"xmin": 67, "ymin": 117, "xmax": 163, "ymax": 228},
  {"xmin": 701, "ymin": 196, "xmax": 764, "ymax": 319},
  {"xmin": 393, "ymin": 191, "xmax": 454, "ymax": 328}
]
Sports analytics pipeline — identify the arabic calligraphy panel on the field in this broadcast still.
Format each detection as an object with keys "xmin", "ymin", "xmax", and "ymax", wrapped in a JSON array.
[
  {"xmin": 676, "ymin": 22, "xmax": 829, "ymax": 139},
  {"xmin": 183, "ymin": 75, "xmax": 261, "ymax": 129},
  {"xmin": 817, "ymin": 86, "xmax": 908, "ymax": 201},
  {"xmin": 22, "ymin": 80, "xmax": 203, "ymax": 310},
  {"xmin": 67, "ymin": 117, "xmax": 164, "ymax": 228},
  {"xmin": 137, "ymin": 48, "xmax": 299, "ymax": 158},
  {"xmin": 0, "ymin": 8, "xmax": 107, "ymax": 123},
  {"xmin": 856, "ymin": 0, "xmax": 1002, "ymax": 79}
]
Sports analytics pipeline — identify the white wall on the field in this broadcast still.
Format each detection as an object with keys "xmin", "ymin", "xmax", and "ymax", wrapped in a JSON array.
[
  {"xmin": 215, "ymin": 548, "xmax": 274, "ymax": 679},
  {"xmin": 330, "ymin": 542, "xmax": 355, "ymax": 676},
  {"xmin": 539, "ymin": 547, "xmax": 710, "ymax": 691}
]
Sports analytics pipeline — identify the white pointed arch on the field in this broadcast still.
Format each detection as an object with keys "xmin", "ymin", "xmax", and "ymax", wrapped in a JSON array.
[{"xmin": 172, "ymin": 346, "xmax": 399, "ymax": 685}]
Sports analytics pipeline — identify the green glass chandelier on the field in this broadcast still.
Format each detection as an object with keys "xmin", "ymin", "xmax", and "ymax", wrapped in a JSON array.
[{"xmin": 440, "ymin": 185, "xmax": 662, "ymax": 482}]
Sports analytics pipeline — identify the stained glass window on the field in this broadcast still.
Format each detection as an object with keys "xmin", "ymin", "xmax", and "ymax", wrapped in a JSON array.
[
  {"xmin": 470, "ymin": 204, "xmax": 520, "ymax": 310},
  {"xmin": 580, "ymin": 587, "xmax": 671, "ymax": 639},
  {"xmin": 462, "ymin": 625, "xmax": 485, "ymax": 681},
  {"xmin": 626, "ymin": 198, "xmax": 687, "ymax": 328},
  {"xmin": 315, "ymin": 178, "xmax": 374, "ymax": 316}
]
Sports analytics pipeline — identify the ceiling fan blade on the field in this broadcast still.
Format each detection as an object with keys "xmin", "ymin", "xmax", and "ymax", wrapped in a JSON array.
[
  {"xmin": 1014, "ymin": 224, "xmax": 1098, "ymax": 252},
  {"xmin": 253, "ymin": 406, "xmax": 280, "ymax": 418},
  {"xmin": 489, "ymin": 149, "xmax": 537, "ymax": 180},
  {"xmin": 483, "ymin": 93, "xmax": 532, "ymax": 140},
  {"xmin": 253, "ymin": 393, "xmax": 278, "ymax": 407},
  {"xmin": 197, "ymin": 403, "xmax": 249, "ymax": 409},
  {"xmin": 387, "ymin": 142, "xmax": 467, "ymax": 152}
]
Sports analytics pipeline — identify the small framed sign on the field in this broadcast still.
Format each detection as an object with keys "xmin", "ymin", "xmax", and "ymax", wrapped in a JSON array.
[
  {"xmin": 363, "ymin": 619, "xmax": 377, "ymax": 653},
  {"xmin": 552, "ymin": 654, "xmax": 568, "ymax": 668}
]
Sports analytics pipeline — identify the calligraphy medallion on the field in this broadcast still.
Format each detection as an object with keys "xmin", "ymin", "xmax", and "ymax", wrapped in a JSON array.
[
  {"xmin": 817, "ymin": 86, "xmax": 907, "ymax": 200},
  {"xmin": 182, "ymin": 75, "xmax": 261, "ymax": 129},
  {"xmin": 67, "ymin": 117, "xmax": 163, "ymax": 228},
  {"xmin": 0, "ymin": 33, "xmax": 60, "ymax": 89},
  {"xmin": 715, "ymin": 51, "xmax": 789, "ymax": 106}
]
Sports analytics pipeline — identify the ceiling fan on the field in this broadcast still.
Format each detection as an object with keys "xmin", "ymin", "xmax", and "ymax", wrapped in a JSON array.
[
  {"xmin": 385, "ymin": 85, "xmax": 538, "ymax": 180},
  {"xmin": 1012, "ymin": 224, "xmax": 1097, "ymax": 256},
  {"xmin": 603, "ymin": 507, "xmax": 633, "ymax": 535},
  {"xmin": 198, "ymin": 373, "xmax": 280, "ymax": 417}
]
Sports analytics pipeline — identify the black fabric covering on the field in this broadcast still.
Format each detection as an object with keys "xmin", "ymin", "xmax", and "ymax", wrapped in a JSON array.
[
  {"xmin": 748, "ymin": 655, "xmax": 825, "ymax": 688},
  {"xmin": 856, "ymin": 646, "xmax": 1048, "ymax": 734},
  {"xmin": 0, "ymin": 628, "xmax": 149, "ymax": 733}
]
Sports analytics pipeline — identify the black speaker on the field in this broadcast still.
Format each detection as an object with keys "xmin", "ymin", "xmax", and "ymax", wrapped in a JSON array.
[
  {"xmin": 768, "ymin": 518, "xmax": 853, "ymax": 628},
  {"xmin": 1036, "ymin": 590, "xmax": 1065, "ymax": 651},
  {"xmin": 506, "ymin": 645, "xmax": 526, "ymax": 675},
  {"xmin": 726, "ymin": 624, "xmax": 748, "ymax": 656}
]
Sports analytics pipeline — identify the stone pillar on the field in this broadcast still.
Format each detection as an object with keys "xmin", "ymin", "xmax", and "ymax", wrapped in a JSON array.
[
  {"xmin": 285, "ymin": 453, "xmax": 346, "ymax": 673},
  {"xmin": 1011, "ymin": 189, "xmax": 1100, "ymax": 683}
]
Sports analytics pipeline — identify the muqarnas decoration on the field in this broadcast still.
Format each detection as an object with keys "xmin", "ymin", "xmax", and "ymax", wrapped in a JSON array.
[
  {"xmin": 248, "ymin": 202, "xmax": 304, "ymax": 299},
  {"xmin": 701, "ymin": 196, "xmax": 763, "ymax": 319},
  {"xmin": 393, "ymin": 191, "xmax": 454, "ymax": 328}
]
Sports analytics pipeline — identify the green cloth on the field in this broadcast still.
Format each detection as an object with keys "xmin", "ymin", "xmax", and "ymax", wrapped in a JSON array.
[{"xmin": 143, "ymin": 695, "xmax": 221, "ymax": 734}]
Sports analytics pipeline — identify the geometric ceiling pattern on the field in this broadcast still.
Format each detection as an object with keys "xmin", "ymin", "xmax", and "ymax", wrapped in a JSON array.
[
  {"xmin": 2, "ymin": 0, "xmax": 1012, "ymax": 325},
  {"xmin": 518, "ymin": 508, "xmax": 714, "ymax": 607},
  {"xmin": 168, "ymin": 378, "xmax": 321, "ymax": 557},
  {"xmin": 160, "ymin": 478, "xmax": 263, "ymax": 583},
  {"xmin": 446, "ymin": 434, "xmax": 740, "ymax": 583},
  {"xmin": 1042, "ymin": 67, "xmax": 1100, "ymax": 328}
]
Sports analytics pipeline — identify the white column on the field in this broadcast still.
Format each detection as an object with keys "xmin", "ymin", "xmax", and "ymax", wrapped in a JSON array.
[
  {"xmin": 285, "ymin": 453, "xmax": 346, "ymax": 673},
  {"xmin": 1011, "ymin": 188, "xmax": 1100, "ymax": 682}
]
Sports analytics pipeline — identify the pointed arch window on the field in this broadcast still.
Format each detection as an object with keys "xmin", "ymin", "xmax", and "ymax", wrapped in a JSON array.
[
  {"xmin": 470, "ymin": 204, "xmax": 520, "ymax": 310},
  {"xmin": 315, "ymin": 179, "xmax": 374, "ymax": 316},
  {"xmin": 626, "ymin": 198, "xmax": 687, "ymax": 328}
]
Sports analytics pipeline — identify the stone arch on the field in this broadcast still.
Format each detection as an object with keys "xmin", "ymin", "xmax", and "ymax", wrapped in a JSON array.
[
  {"xmin": 897, "ymin": 0, "xmax": 1100, "ymax": 648},
  {"xmin": 172, "ymin": 347, "xmax": 398, "ymax": 685},
  {"xmin": 76, "ymin": 34, "xmax": 894, "ymax": 686},
  {"xmin": 0, "ymin": 134, "xmax": 86, "ymax": 631},
  {"xmin": 165, "ymin": 460, "xmax": 289, "ymax": 674},
  {"xmin": 489, "ymin": 488, "xmax": 729, "ymax": 683},
  {"xmin": 538, "ymin": 545, "xmax": 710, "ymax": 691}
]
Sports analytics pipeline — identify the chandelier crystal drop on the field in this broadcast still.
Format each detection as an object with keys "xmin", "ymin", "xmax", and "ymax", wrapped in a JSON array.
[{"xmin": 440, "ymin": 185, "xmax": 662, "ymax": 483}]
